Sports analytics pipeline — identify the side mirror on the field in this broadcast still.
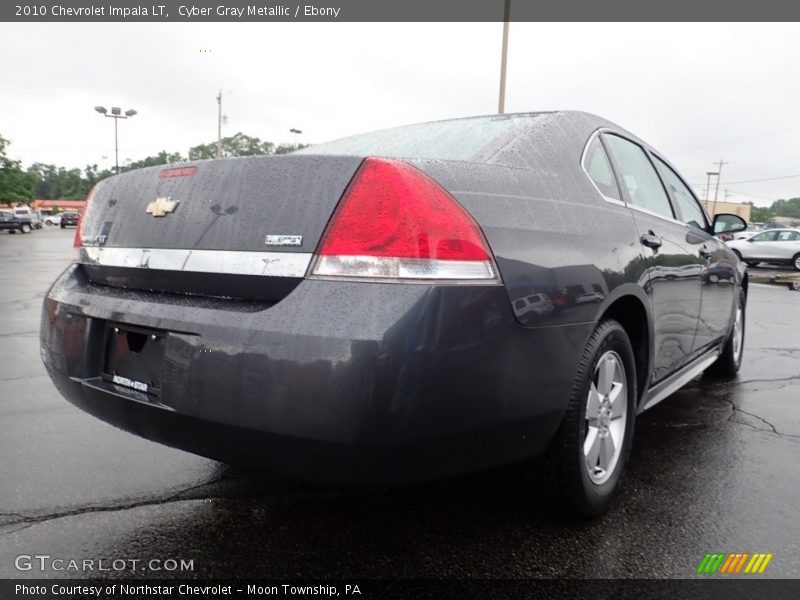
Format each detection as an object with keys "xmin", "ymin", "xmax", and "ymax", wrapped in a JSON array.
[{"xmin": 712, "ymin": 213, "xmax": 747, "ymax": 236}]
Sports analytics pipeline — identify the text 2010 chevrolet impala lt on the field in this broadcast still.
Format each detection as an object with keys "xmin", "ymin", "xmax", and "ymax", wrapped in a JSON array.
[{"xmin": 41, "ymin": 112, "xmax": 749, "ymax": 516}]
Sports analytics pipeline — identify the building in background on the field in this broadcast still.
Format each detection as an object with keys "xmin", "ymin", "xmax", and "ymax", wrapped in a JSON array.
[{"xmin": 30, "ymin": 199, "xmax": 86, "ymax": 215}]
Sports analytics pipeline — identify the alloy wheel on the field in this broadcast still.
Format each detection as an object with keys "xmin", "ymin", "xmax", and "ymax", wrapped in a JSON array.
[{"xmin": 584, "ymin": 350, "xmax": 628, "ymax": 485}]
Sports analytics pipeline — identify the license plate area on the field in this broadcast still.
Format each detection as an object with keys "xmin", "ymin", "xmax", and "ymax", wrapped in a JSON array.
[{"xmin": 102, "ymin": 323, "xmax": 165, "ymax": 397}]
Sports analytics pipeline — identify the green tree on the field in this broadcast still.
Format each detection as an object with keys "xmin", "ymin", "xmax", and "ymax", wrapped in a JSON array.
[
  {"xmin": 0, "ymin": 135, "xmax": 37, "ymax": 203},
  {"xmin": 770, "ymin": 198, "xmax": 800, "ymax": 219},
  {"xmin": 274, "ymin": 143, "xmax": 310, "ymax": 155},
  {"xmin": 27, "ymin": 163, "xmax": 94, "ymax": 199},
  {"xmin": 750, "ymin": 205, "xmax": 773, "ymax": 222},
  {"xmin": 121, "ymin": 150, "xmax": 185, "ymax": 172},
  {"xmin": 188, "ymin": 132, "xmax": 275, "ymax": 160}
]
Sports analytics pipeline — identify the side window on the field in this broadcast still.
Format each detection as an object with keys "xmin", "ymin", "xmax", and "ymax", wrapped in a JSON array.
[
  {"xmin": 654, "ymin": 157, "xmax": 707, "ymax": 231},
  {"xmin": 777, "ymin": 230, "xmax": 799, "ymax": 241},
  {"xmin": 583, "ymin": 137, "xmax": 621, "ymax": 201},
  {"xmin": 752, "ymin": 231, "xmax": 778, "ymax": 242},
  {"xmin": 603, "ymin": 134, "xmax": 675, "ymax": 220}
]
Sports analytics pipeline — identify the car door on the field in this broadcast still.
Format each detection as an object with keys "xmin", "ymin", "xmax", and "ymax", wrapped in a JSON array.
[
  {"xmin": 653, "ymin": 155, "xmax": 735, "ymax": 352},
  {"xmin": 744, "ymin": 230, "xmax": 779, "ymax": 260},
  {"xmin": 773, "ymin": 230, "xmax": 800, "ymax": 263},
  {"xmin": 602, "ymin": 133, "xmax": 703, "ymax": 383}
]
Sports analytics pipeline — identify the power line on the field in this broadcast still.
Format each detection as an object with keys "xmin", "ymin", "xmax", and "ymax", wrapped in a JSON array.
[
  {"xmin": 724, "ymin": 188, "xmax": 778, "ymax": 201},
  {"xmin": 723, "ymin": 173, "xmax": 800, "ymax": 185},
  {"xmin": 691, "ymin": 172, "xmax": 800, "ymax": 186},
  {"xmin": 673, "ymin": 122, "xmax": 800, "ymax": 154}
]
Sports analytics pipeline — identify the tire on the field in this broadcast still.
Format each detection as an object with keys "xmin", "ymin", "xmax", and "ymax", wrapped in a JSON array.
[
  {"xmin": 793, "ymin": 253, "xmax": 800, "ymax": 272},
  {"xmin": 20, "ymin": 224, "xmax": 31, "ymax": 234},
  {"xmin": 706, "ymin": 289, "xmax": 746, "ymax": 378},
  {"xmin": 523, "ymin": 319, "xmax": 637, "ymax": 518}
]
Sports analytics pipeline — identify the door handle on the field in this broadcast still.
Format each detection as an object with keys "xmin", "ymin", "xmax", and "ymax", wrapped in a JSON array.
[{"xmin": 640, "ymin": 231, "xmax": 662, "ymax": 250}]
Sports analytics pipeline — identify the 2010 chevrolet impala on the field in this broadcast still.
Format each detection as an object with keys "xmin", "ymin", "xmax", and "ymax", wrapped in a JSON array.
[{"xmin": 41, "ymin": 112, "xmax": 748, "ymax": 517}]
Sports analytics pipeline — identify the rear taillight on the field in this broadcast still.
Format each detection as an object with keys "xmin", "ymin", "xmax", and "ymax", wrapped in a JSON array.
[
  {"xmin": 72, "ymin": 186, "xmax": 97, "ymax": 258},
  {"xmin": 310, "ymin": 158, "xmax": 498, "ymax": 282}
]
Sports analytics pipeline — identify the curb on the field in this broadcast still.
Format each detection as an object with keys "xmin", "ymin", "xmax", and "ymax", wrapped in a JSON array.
[{"xmin": 748, "ymin": 272, "xmax": 800, "ymax": 290}]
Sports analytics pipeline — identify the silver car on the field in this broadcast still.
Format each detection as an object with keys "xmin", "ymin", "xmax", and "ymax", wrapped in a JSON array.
[{"xmin": 726, "ymin": 228, "xmax": 800, "ymax": 270}]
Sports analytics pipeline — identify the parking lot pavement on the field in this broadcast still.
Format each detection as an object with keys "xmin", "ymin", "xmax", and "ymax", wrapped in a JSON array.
[{"xmin": 1, "ymin": 228, "xmax": 798, "ymax": 579}]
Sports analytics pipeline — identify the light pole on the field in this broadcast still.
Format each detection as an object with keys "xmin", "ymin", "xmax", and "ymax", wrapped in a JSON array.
[
  {"xmin": 289, "ymin": 128, "xmax": 303, "ymax": 148},
  {"xmin": 498, "ymin": 0, "xmax": 511, "ymax": 114},
  {"xmin": 95, "ymin": 106, "xmax": 137, "ymax": 173}
]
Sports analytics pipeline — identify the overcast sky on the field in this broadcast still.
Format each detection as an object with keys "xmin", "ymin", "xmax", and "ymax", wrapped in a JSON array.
[{"xmin": 3, "ymin": 22, "xmax": 800, "ymax": 207}]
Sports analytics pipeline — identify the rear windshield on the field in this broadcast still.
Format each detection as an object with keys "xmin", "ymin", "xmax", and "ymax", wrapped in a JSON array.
[{"xmin": 297, "ymin": 114, "xmax": 535, "ymax": 163}]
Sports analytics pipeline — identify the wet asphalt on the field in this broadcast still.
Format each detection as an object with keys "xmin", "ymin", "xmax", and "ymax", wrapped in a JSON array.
[{"xmin": 0, "ymin": 227, "xmax": 798, "ymax": 580}]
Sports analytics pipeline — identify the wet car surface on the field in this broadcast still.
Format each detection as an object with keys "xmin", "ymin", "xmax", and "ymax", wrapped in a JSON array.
[
  {"xmin": 1, "ymin": 229, "xmax": 799, "ymax": 579},
  {"xmin": 38, "ymin": 113, "xmax": 754, "ymax": 518}
]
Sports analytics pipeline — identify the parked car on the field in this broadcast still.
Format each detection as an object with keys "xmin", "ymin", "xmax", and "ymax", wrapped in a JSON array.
[
  {"xmin": 12, "ymin": 207, "xmax": 42, "ymax": 230},
  {"xmin": 726, "ymin": 228, "xmax": 800, "ymax": 270},
  {"xmin": 731, "ymin": 223, "xmax": 766, "ymax": 241},
  {"xmin": 44, "ymin": 214, "xmax": 62, "ymax": 226},
  {"xmin": 513, "ymin": 292, "xmax": 555, "ymax": 317},
  {"xmin": 40, "ymin": 111, "xmax": 748, "ymax": 517},
  {"xmin": 59, "ymin": 212, "xmax": 80, "ymax": 228},
  {"xmin": 0, "ymin": 211, "xmax": 32, "ymax": 233}
]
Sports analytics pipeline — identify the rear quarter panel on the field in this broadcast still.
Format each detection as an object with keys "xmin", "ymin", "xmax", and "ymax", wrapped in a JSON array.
[{"xmin": 409, "ymin": 158, "xmax": 648, "ymax": 331}]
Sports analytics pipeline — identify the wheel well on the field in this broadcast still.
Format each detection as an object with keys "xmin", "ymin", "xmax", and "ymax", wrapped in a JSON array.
[{"xmin": 602, "ymin": 296, "xmax": 649, "ymax": 405}]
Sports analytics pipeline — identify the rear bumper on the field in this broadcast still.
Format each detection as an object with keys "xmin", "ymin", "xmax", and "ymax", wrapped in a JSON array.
[{"xmin": 41, "ymin": 265, "xmax": 593, "ymax": 484}]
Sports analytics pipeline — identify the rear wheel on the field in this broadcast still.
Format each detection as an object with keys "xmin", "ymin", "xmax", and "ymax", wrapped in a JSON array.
[
  {"xmin": 20, "ymin": 224, "xmax": 31, "ymax": 234},
  {"xmin": 793, "ymin": 253, "xmax": 800, "ymax": 272},
  {"xmin": 706, "ymin": 289, "xmax": 745, "ymax": 377},
  {"xmin": 523, "ymin": 319, "xmax": 637, "ymax": 518}
]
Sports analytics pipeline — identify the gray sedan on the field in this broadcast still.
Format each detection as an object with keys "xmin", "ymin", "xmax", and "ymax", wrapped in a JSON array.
[
  {"xmin": 726, "ymin": 228, "xmax": 800, "ymax": 270},
  {"xmin": 40, "ymin": 111, "xmax": 749, "ymax": 518}
]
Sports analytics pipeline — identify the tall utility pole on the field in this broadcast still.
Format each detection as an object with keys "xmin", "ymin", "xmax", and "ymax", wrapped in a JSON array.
[
  {"xmin": 712, "ymin": 159, "xmax": 728, "ymax": 215},
  {"xmin": 216, "ymin": 91, "xmax": 223, "ymax": 159},
  {"xmin": 497, "ymin": 0, "xmax": 511, "ymax": 114},
  {"xmin": 705, "ymin": 172, "xmax": 714, "ymax": 203}
]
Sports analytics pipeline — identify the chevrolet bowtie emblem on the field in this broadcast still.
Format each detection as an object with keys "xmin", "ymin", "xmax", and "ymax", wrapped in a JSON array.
[{"xmin": 146, "ymin": 196, "xmax": 179, "ymax": 217}]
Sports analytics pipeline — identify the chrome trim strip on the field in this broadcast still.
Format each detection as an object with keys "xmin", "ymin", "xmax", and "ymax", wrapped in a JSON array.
[
  {"xmin": 78, "ymin": 247, "xmax": 313, "ymax": 278},
  {"xmin": 584, "ymin": 128, "xmax": 696, "ymax": 227},
  {"xmin": 580, "ymin": 129, "xmax": 625, "ymax": 205},
  {"xmin": 625, "ymin": 202, "xmax": 692, "ymax": 228},
  {"xmin": 637, "ymin": 349, "xmax": 720, "ymax": 414}
]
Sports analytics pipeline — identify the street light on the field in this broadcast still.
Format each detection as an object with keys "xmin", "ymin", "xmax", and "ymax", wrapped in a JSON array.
[
  {"xmin": 289, "ymin": 128, "xmax": 303, "ymax": 147},
  {"xmin": 95, "ymin": 105, "xmax": 137, "ymax": 173}
]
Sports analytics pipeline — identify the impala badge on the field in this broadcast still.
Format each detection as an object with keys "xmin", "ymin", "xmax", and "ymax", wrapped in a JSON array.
[
  {"xmin": 146, "ymin": 196, "xmax": 179, "ymax": 217},
  {"xmin": 265, "ymin": 234, "xmax": 302, "ymax": 247}
]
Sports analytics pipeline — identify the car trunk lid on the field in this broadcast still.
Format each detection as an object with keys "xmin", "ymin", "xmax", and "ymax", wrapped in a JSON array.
[{"xmin": 77, "ymin": 155, "xmax": 363, "ymax": 301}]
